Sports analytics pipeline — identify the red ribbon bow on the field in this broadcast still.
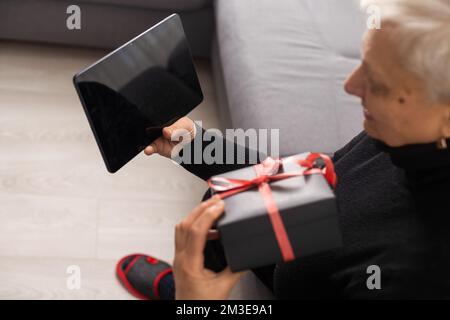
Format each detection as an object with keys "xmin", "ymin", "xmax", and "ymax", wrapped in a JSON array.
[{"xmin": 208, "ymin": 153, "xmax": 337, "ymax": 262}]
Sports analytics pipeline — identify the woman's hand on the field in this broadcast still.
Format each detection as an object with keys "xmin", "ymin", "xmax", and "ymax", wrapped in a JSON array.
[
  {"xmin": 173, "ymin": 195, "xmax": 245, "ymax": 300},
  {"xmin": 144, "ymin": 117, "xmax": 195, "ymax": 159}
]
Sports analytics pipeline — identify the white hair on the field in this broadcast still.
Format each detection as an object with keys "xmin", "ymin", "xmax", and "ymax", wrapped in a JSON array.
[{"xmin": 361, "ymin": 0, "xmax": 450, "ymax": 103}]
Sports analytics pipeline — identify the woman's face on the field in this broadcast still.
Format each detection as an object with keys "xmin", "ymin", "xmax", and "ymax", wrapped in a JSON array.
[{"xmin": 344, "ymin": 27, "xmax": 450, "ymax": 147}]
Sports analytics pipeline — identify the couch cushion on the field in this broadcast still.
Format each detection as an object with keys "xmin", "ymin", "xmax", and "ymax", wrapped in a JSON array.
[
  {"xmin": 78, "ymin": 0, "xmax": 211, "ymax": 11},
  {"xmin": 215, "ymin": 0, "xmax": 366, "ymax": 155}
]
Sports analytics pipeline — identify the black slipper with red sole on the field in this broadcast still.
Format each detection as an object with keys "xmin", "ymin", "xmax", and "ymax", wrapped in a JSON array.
[{"xmin": 116, "ymin": 253, "xmax": 174, "ymax": 300}]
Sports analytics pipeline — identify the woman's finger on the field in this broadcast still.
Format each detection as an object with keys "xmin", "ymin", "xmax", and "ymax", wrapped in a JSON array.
[
  {"xmin": 144, "ymin": 145, "xmax": 155, "ymax": 156},
  {"xmin": 162, "ymin": 127, "xmax": 173, "ymax": 140},
  {"xmin": 185, "ymin": 201, "xmax": 225, "ymax": 264},
  {"xmin": 183, "ymin": 196, "xmax": 221, "ymax": 228},
  {"xmin": 175, "ymin": 196, "xmax": 221, "ymax": 252},
  {"xmin": 174, "ymin": 222, "xmax": 185, "ymax": 252},
  {"xmin": 164, "ymin": 117, "xmax": 195, "ymax": 140},
  {"xmin": 144, "ymin": 137, "xmax": 163, "ymax": 155}
]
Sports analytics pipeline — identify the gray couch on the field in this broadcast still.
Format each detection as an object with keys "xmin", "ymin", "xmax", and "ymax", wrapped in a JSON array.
[
  {"xmin": 213, "ymin": 0, "xmax": 366, "ymax": 155},
  {"xmin": 0, "ymin": 0, "xmax": 214, "ymax": 57}
]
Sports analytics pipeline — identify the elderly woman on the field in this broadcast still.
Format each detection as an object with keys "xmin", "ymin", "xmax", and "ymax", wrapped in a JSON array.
[{"xmin": 117, "ymin": 0, "xmax": 450, "ymax": 299}]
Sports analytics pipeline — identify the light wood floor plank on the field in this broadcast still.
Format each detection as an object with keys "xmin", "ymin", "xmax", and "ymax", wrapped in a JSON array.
[
  {"xmin": 0, "ymin": 256, "xmax": 132, "ymax": 300},
  {"xmin": 0, "ymin": 194, "xmax": 97, "ymax": 259}
]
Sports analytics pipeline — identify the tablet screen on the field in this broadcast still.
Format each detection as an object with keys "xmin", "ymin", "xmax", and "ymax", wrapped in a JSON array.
[{"xmin": 73, "ymin": 14, "xmax": 203, "ymax": 173}]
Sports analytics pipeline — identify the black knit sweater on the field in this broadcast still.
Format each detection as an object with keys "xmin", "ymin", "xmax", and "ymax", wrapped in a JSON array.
[{"xmin": 181, "ymin": 128, "xmax": 450, "ymax": 299}]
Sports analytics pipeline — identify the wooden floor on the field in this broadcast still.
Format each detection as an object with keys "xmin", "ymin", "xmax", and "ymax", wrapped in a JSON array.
[
  {"xmin": 0, "ymin": 40, "xmax": 210, "ymax": 299},
  {"xmin": 0, "ymin": 41, "xmax": 274, "ymax": 300}
]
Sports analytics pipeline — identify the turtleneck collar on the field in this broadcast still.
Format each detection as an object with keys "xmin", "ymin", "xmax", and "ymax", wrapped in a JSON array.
[{"xmin": 375, "ymin": 138, "xmax": 450, "ymax": 188}]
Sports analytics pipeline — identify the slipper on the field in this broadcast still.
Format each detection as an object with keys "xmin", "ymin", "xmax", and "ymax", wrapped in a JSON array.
[{"xmin": 116, "ymin": 253, "xmax": 174, "ymax": 300}]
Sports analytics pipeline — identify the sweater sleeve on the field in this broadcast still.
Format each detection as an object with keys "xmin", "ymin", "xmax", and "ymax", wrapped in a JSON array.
[{"xmin": 179, "ymin": 123, "xmax": 266, "ymax": 181}]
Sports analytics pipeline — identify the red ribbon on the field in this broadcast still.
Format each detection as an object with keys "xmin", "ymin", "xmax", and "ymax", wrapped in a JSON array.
[{"xmin": 208, "ymin": 153, "xmax": 337, "ymax": 262}]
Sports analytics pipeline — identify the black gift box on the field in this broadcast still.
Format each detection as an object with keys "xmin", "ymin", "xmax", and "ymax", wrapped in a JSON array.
[{"xmin": 211, "ymin": 153, "xmax": 342, "ymax": 272}]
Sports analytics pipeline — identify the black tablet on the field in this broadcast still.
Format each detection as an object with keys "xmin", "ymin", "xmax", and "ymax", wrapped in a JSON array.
[{"xmin": 73, "ymin": 14, "xmax": 203, "ymax": 173}]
